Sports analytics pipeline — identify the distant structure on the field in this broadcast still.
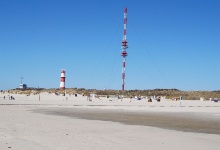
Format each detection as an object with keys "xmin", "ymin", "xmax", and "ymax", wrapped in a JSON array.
[
  {"xmin": 121, "ymin": 7, "xmax": 128, "ymax": 91},
  {"xmin": 19, "ymin": 84, "xmax": 27, "ymax": 89},
  {"xmin": 60, "ymin": 70, "xmax": 66, "ymax": 90},
  {"xmin": 19, "ymin": 77, "xmax": 27, "ymax": 89}
]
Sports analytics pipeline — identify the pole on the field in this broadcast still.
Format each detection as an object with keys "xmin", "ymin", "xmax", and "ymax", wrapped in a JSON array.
[{"xmin": 121, "ymin": 8, "xmax": 128, "ymax": 91}]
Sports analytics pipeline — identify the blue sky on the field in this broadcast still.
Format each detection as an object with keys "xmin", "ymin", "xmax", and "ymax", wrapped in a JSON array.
[{"xmin": 0, "ymin": 0, "xmax": 219, "ymax": 91}]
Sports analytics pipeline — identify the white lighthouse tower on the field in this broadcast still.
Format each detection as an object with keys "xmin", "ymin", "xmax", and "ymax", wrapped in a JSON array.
[{"xmin": 60, "ymin": 70, "xmax": 66, "ymax": 90}]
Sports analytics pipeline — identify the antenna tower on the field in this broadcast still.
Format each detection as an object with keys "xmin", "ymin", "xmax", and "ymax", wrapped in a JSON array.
[
  {"xmin": 121, "ymin": 7, "xmax": 128, "ymax": 91},
  {"xmin": 21, "ymin": 77, "xmax": 23, "ymax": 84}
]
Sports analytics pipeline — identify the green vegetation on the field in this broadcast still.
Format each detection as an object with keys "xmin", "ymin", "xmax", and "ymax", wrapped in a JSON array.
[{"xmin": 4, "ymin": 88, "xmax": 220, "ymax": 100}]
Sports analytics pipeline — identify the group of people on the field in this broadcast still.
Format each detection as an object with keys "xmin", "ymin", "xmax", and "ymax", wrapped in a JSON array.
[
  {"xmin": 3, "ymin": 95, "xmax": 15, "ymax": 100},
  {"xmin": 87, "ymin": 94, "xmax": 101, "ymax": 101}
]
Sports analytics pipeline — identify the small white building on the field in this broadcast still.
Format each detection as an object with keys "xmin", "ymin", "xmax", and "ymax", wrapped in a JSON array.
[{"xmin": 20, "ymin": 84, "xmax": 27, "ymax": 89}]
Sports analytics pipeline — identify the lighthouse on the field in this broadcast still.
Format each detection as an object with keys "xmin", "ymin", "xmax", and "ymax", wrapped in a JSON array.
[{"xmin": 60, "ymin": 70, "xmax": 66, "ymax": 90}]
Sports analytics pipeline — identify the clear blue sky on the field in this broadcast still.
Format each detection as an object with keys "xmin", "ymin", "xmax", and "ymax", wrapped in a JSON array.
[{"xmin": 0, "ymin": 0, "xmax": 219, "ymax": 91}]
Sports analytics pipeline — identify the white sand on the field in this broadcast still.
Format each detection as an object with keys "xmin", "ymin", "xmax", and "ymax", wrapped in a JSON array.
[{"xmin": 0, "ymin": 93, "xmax": 220, "ymax": 150}]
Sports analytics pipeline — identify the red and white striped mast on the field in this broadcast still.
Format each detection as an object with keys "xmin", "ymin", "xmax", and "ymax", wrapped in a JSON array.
[{"xmin": 121, "ymin": 7, "xmax": 128, "ymax": 91}]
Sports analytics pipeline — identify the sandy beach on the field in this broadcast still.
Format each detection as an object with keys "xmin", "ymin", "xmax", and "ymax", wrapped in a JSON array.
[{"xmin": 0, "ymin": 93, "xmax": 220, "ymax": 150}]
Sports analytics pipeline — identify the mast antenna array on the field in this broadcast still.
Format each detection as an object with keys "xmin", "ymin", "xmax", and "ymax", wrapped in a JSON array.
[{"xmin": 121, "ymin": 7, "xmax": 128, "ymax": 91}]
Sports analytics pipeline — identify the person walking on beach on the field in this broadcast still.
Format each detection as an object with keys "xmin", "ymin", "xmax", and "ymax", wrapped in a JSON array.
[{"xmin": 87, "ymin": 95, "xmax": 92, "ymax": 101}]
